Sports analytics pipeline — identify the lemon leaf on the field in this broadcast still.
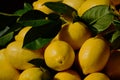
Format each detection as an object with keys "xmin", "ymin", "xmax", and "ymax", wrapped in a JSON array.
[
  {"xmin": 14, "ymin": 3, "xmax": 32, "ymax": 16},
  {"xmin": 18, "ymin": 19, "xmax": 52, "ymax": 27},
  {"xmin": 81, "ymin": 5, "xmax": 114, "ymax": 33},
  {"xmin": 24, "ymin": 38, "xmax": 52, "ymax": 50},
  {"xmin": 48, "ymin": 13, "xmax": 61, "ymax": 21},
  {"xmin": 18, "ymin": 10, "xmax": 47, "ymax": 21},
  {"xmin": 0, "ymin": 12, "xmax": 19, "ymax": 31},
  {"xmin": 44, "ymin": 2, "xmax": 76, "ymax": 18},
  {"xmin": 0, "ymin": 26, "xmax": 10, "ymax": 37},
  {"xmin": 0, "ymin": 32, "xmax": 13, "ymax": 47},
  {"xmin": 113, "ymin": 20, "xmax": 120, "ymax": 30},
  {"xmin": 18, "ymin": 12, "xmax": 60, "ymax": 27},
  {"xmin": 111, "ymin": 30, "xmax": 120, "ymax": 49},
  {"xmin": 23, "ymin": 19, "xmax": 62, "ymax": 50},
  {"xmin": 0, "ymin": 23, "xmax": 24, "ymax": 40},
  {"xmin": 28, "ymin": 58, "xmax": 46, "ymax": 68},
  {"xmin": 0, "ymin": 13, "xmax": 20, "ymax": 47}
]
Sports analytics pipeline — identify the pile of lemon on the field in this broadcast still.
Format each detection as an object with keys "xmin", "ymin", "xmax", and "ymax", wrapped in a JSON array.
[{"xmin": 0, "ymin": 0, "xmax": 120, "ymax": 80}]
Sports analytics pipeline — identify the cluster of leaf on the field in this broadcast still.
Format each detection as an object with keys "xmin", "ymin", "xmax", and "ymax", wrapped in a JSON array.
[
  {"xmin": 0, "ymin": 2, "xmax": 120, "ymax": 50},
  {"xmin": 0, "ymin": 3, "xmax": 62, "ymax": 49}
]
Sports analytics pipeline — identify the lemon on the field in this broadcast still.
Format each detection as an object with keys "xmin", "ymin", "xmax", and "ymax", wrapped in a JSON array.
[
  {"xmin": 15, "ymin": 26, "xmax": 32, "ymax": 42},
  {"xmin": 63, "ymin": 0, "xmax": 86, "ymax": 10},
  {"xmin": 32, "ymin": 0, "xmax": 62, "ymax": 14},
  {"xmin": 44, "ymin": 40, "xmax": 75, "ymax": 71},
  {"xmin": 78, "ymin": 35, "xmax": 110, "ymax": 75},
  {"xmin": 84, "ymin": 72, "xmax": 110, "ymax": 80},
  {"xmin": 77, "ymin": 0, "xmax": 110, "ymax": 16},
  {"xmin": 18, "ymin": 67, "xmax": 51, "ymax": 80},
  {"xmin": 5, "ymin": 41, "xmax": 42, "ymax": 70},
  {"xmin": 104, "ymin": 50, "xmax": 120, "ymax": 79},
  {"xmin": 59, "ymin": 22, "xmax": 91, "ymax": 50},
  {"xmin": 53, "ymin": 69, "xmax": 81, "ymax": 80},
  {"xmin": 0, "ymin": 49, "xmax": 20, "ymax": 80}
]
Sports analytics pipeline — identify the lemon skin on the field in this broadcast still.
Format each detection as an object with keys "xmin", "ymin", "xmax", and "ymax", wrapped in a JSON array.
[
  {"xmin": 44, "ymin": 40, "xmax": 75, "ymax": 71},
  {"xmin": 84, "ymin": 72, "xmax": 110, "ymax": 80},
  {"xmin": 0, "ymin": 49, "xmax": 20, "ymax": 80},
  {"xmin": 59, "ymin": 22, "xmax": 91, "ymax": 50},
  {"xmin": 5, "ymin": 41, "xmax": 42, "ymax": 70},
  {"xmin": 53, "ymin": 69, "xmax": 81, "ymax": 80},
  {"xmin": 78, "ymin": 36, "xmax": 110, "ymax": 74}
]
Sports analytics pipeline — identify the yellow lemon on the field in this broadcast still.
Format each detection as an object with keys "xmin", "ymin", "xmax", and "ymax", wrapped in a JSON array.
[
  {"xmin": 44, "ymin": 40, "xmax": 75, "ymax": 71},
  {"xmin": 77, "ymin": 0, "xmax": 110, "ymax": 16},
  {"xmin": 15, "ymin": 26, "xmax": 32, "ymax": 42},
  {"xmin": 63, "ymin": 0, "xmax": 86, "ymax": 10},
  {"xmin": 58, "ymin": 22, "xmax": 91, "ymax": 50},
  {"xmin": 32, "ymin": 0, "xmax": 62, "ymax": 14},
  {"xmin": 0, "ymin": 49, "xmax": 20, "ymax": 80},
  {"xmin": 84, "ymin": 72, "xmax": 110, "ymax": 80},
  {"xmin": 18, "ymin": 67, "xmax": 51, "ymax": 80},
  {"xmin": 5, "ymin": 41, "xmax": 42, "ymax": 70},
  {"xmin": 104, "ymin": 50, "xmax": 120, "ymax": 79},
  {"xmin": 53, "ymin": 69, "xmax": 81, "ymax": 80},
  {"xmin": 78, "ymin": 35, "xmax": 110, "ymax": 75}
]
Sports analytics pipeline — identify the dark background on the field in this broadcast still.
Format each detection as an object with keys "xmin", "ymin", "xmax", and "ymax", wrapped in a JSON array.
[{"xmin": 0, "ymin": 0, "xmax": 37, "ymax": 13}]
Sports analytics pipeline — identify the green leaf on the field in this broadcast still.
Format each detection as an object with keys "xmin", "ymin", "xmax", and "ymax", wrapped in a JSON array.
[
  {"xmin": 81, "ymin": 5, "xmax": 114, "ymax": 33},
  {"xmin": 18, "ymin": 19, "xmax": 52, "ymax": 27},
  {"xmin": 0, "ymin": 23, "xmax": 24, "ymax": 38},
  {"xmin": 0, "ymin": 26, "xmax": 9, "ymax": 37},
  {"xmin": 18, "ymin": 10, "xmax": 47, "ymax": 21},
  {"xmin": 113, "ymin": 20, "xmax": 120, "ymax": 30},
  {"xmin": 14, "ymin": 3, "xmax": 33, "ymax": 16},
  {"xmin": 111, "ymin": 30, "xmax": 120, "ymax": 43},
  {"xmin": 23, "ymin": 19, "xmax": 62, "ymax": 50},
  {"xmin": 7, "ymin": 23, "xmax": 24, "ymax": 33},
  {"xmin": 0, "ymin": 32, "xmax": 14, "ymax": 46},
  {"xmin": 0, "ymin": 12, "xmax": 19, "ymax": 31},
  {"xmin": 24, "ymin": 2, "xmax": 33, "ymax": 10},
  {"xmin": 44, "ymin": 2, "xmax": 76, "ymax": 18},
  {"xmin": 24, "ymin": 37, "xmax": 52, "ymax": 50},
  {"xmin": 18, "ymin": 12, "xmax": 60, "ymax": 27},
  {"xmin": 110, "ymin": 30, "xmax": 120, "ymax": 49},
  {"xmin": 47, "ymin": 13, "xmax": 60, "ymax": 20},
  {"xmin": 28, "ymin": 58, "xmax": 46, "ymax": 68}
]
